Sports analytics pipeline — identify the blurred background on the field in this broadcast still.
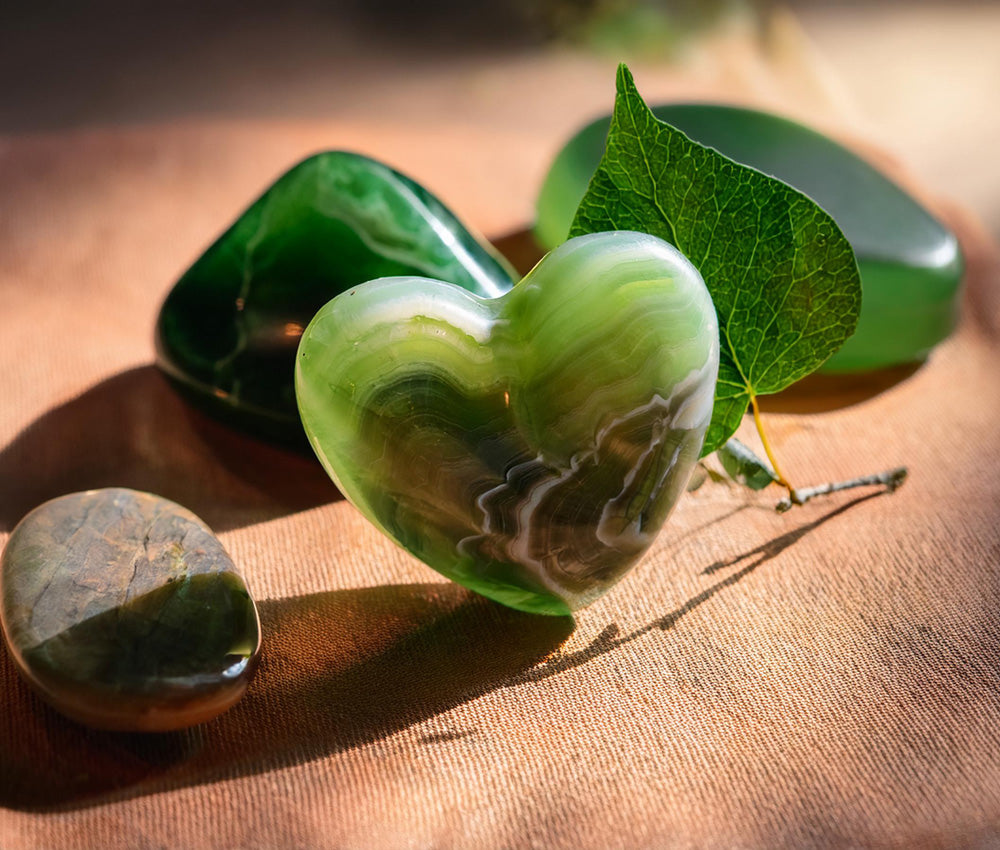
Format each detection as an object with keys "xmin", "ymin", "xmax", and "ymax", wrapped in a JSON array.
[{"xmin": 1, "ymin": 0, "xmax": 997, "ymax": 238}]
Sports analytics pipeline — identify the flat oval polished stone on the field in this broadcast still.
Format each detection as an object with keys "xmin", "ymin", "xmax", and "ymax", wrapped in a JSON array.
[
  {"xmin": 536, "ymin": 103, "xmax": 963, "ymax": 373},
  {"xmin": 296, "ymin": 232, "xmax": 719, "ymax": 615},
  {"xmin": 0, "ymin": 489, "xmax": 261, "ymax": 731},
  {"xmin": 156, "ymin": 150, "xmax": 516, "ymax": 447}
]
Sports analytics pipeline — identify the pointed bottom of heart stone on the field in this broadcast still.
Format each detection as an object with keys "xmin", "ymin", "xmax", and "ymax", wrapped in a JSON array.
[{"xmin": 445, "ymin": 563, "xmax": 575, "ymax": 617}]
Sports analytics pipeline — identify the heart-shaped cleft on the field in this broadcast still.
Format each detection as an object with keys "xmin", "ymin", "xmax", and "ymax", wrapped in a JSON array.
[{"xmin": 296, "ymin": 232, "xmax": 720, "ymax": 615}]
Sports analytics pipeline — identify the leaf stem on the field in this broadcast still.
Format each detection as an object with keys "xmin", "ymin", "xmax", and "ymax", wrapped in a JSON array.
[
  {"xmin": 750, "ymin": 394, "xmax": 794, "ymax": 491},
  {"xmin": 748, "ymin": 395, "xmax": 907, "ymax": 512},
  {"xmin": 775, "ymin": 467, "xmax": 908, "ymax": 513}
]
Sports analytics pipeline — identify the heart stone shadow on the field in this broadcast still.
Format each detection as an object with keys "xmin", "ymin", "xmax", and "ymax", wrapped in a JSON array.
[{"xmin": 0, "ymin": 581, "xmax": 574, "ymax": 811}]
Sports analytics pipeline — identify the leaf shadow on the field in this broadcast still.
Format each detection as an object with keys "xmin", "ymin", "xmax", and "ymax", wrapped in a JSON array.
[
  {"xmin": 0, "ymin": 365, "xmax": 342, "ymax": 533},
  {"xmin": 512, "ymin": 493, "xmax": 879, "ymax": 685},
  {"xmin": 0, "ymin": 581, "xmax": 574, "ymax": 811}
]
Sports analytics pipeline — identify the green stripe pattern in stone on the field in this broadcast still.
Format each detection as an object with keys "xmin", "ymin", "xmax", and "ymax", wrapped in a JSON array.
[
  {"xmin": 296, "ymin": 232, "xmax": 719, "ymax": 615},
  {"xmin": 156, "ymin": 151, "xmax": 515, "ymax": 445}
]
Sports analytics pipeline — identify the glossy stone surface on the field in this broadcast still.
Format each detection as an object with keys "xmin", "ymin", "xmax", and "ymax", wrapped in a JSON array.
[
  {"xmin": 296, "ymin": 232, "xmax": 719, "ymax": 615},
  {"xmin": 0, "ymin": 488, "xmax": 260, "ymax": 731},
  {"xmin": 536, "ymin": 103, "xmax": 963, "ymax": 373},
  {"xmin": 156, "ymin": 150, "xmax": 516, "ymax": 446}
]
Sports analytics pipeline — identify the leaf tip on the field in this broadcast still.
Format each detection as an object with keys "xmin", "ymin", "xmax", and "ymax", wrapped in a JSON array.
[{"xmin": 615, "ymin": 63, "xmax": 636, "ymax": 94}]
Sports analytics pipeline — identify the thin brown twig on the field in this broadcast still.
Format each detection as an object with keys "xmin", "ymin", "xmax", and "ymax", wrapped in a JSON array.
[{"xmin": 775, "ymin": 467, "xmax": 908, "ymax": 513}]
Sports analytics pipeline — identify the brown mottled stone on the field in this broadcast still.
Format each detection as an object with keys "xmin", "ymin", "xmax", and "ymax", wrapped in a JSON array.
[{"xmin": 0, "ymin": 488, "xmax": 261, "ymax": 731}]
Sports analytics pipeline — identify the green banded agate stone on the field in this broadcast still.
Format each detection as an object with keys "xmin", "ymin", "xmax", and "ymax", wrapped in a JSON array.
[
  {"xmin": 156, "ymin": 151, "xmax": 515, "ymax": 445},
  {"xmin": 296, "ymin": 232, "xmax": 719, "ymax": 615},
  {"xmin": 0, "ymin": 489, "xmax": 261, "ymax": 731},
  {"xmin": 536, "ymin": 104, "xmax": 963, "ymax": 373}
]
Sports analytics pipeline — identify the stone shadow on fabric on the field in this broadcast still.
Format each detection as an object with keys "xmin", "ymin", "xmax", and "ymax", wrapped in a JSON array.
[
  {"xmin": 0, "ymin": 495, "xmax": 873, "ymax": 812},
  {"xmin": 510, "ymin": 494, "xmax": 880, "ymax": 685},
  {"xmin": 0, "ymin": 365, "xmax": 342, "ymax": 533},
  {"xmin": 0, "ymin": 581, "xmax": 574, "ymax": 811}
]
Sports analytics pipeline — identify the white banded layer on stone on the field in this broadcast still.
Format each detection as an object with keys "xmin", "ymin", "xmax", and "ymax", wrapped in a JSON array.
[{"xmin": 296, "ymin": 232, "xmax": 720, "ymax": 615}]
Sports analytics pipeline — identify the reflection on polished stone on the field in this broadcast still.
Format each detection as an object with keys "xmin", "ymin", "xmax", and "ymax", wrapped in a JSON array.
[
  {"xmin": 0, "ymin": 488, "xmax": 260, "ymax": 731},
  {"xmin": 296, "ymin": 232, "xmax": 720, "ymax": 615},
  {"xmin": 156, "ymin": 150, "xmax": 515, "ymax": 446}
]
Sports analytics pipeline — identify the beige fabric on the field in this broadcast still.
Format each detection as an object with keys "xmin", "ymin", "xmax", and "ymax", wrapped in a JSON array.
[{"xmin": 2, "ymin": 66, "xmax": 1000, "ymax": 850}]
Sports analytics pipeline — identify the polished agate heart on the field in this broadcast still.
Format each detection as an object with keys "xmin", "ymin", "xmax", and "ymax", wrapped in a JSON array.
[{"xmin": 296, "ymin": 232, "xmax": 719, "ymax": 615}]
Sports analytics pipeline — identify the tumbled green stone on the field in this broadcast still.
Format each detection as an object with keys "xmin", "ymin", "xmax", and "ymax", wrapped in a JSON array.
[
  {"xmin": 0, "ymin": 488, "xmax": 260, "ymax": 731},
  {"xmin": 156, "ymin": 150, "xmax": 516, "ymax": 446},
  {"xmin": 296, "ymin": 232, "xmax": 719, "ymax": 615},
  {"xmin": 535, "ymin": 103, "xmax": 964, "ymax": 373}
]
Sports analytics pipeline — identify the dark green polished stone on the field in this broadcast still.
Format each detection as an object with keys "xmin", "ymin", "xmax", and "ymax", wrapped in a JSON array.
[
  {"xmin": 0, "ymin": 488, "xmax": 260, "ymax": 731},
  {"xmin": 156, "ymin": 151, "xmax": 516, "ymax": 446},
  {"xmin": 536, "ymin": 103, "xmax": 964, "ymax": 373}
]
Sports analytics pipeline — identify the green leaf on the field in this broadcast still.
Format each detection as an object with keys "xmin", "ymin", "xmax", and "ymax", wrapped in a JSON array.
[
  {"xmin": 686, "ymin": 462, "xmax": 729, "ymax": 493},
  {"xmin": 535, "ymin": 102, "xmax": 962, "ymax": 374},
  {"xmin": 716, "ymin": 439, "xmax": 779, "ymax": 491},
  {"xmin": 570, "ymin": 65, "xmax": 862, "ymax": 455}
]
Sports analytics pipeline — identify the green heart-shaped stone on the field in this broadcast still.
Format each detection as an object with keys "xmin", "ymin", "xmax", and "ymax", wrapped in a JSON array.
[{"xmin": 296, "ymin": 232, "xmax": 719, "ymax": 615}]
